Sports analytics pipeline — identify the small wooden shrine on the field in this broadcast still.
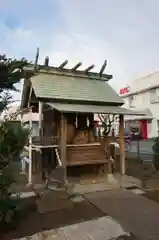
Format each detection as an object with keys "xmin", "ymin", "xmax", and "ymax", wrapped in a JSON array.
[{"xmin": 20, "ymin": 55, "xmax": 143, "ymax": 185}]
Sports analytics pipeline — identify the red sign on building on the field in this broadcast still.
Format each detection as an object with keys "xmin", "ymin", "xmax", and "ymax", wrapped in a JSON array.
[{"xmin": 120, "ymin": 87, "xmax": 130, "ymax": 95}]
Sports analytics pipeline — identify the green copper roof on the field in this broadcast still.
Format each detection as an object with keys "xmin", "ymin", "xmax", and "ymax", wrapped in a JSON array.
[{"xmin": 30, "ymin": 73, "xmax": 124, "ymax": 105}]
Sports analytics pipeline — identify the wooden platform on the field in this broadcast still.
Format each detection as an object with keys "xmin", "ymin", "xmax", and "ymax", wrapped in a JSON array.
[{"xmin": 67, "ymin": 144, "xmax": 107, "ymax": 166}]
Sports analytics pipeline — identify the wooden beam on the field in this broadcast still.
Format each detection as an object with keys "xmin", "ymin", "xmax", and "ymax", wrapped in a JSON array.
[
  {"xmin": 33, "ymin": 47, "xmax": 39, "ymax": 72},
  {"xmin": 38, "ymin": 101, "xmax": 44, "ymax": 180},
  {"xmin": 38, "ymin": 101, "xmax": 43, "ymax": 138},
  {"xmin": 60, "ymin": 114, "xmax": 67, "ymax": 186},
  {"xmin": 119, "ymin": 114, "xmax": 125, "ymax": 175},
  {"xmin": 71, "ymin": 62, "xmax": 82, "ymax": 71},
  {"xmin": 25, "ymin": 77, "xmax": 31, "ymax": 87},
  {"xmin": 58, "ymin": 60, "xmax": 68, "ymax": 69},
  {"xmin": 28, "ymin": 86, "xmax": 33, "ymax": 108},
  {"xmin": 28, "ymin": 108, "xmax": 33, "ymax": 184},
  {"xmin": 84, "ymin": 64, "xmax": 95, "ymax": 73},
  {"xmin": 44, "ymin": 56, "xmax": 49, "ymax": 66},
  {"xmin": 99, "ymin": 60, "xmax": 107, "ymax": 76}
]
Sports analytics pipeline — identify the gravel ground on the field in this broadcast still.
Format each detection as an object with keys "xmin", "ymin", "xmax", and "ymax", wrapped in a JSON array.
[{"xmin": 1, "ymin": 199, "xmax": 104, "ymax": 240}]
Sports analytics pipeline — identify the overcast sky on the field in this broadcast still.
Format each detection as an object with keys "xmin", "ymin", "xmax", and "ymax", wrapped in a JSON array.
[{"xmin": 1, "ymin": 0, "xmax": 159, "ymax": 100}]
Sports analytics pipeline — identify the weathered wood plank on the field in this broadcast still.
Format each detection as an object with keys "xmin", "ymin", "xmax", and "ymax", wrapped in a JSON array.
[
  {"xmin": 67, "ymin": 145, "xmax": 106, "ymax": 166},
  {"xmin": 119, "ymin": 114, "xmax": 125, "ymax": 175}
]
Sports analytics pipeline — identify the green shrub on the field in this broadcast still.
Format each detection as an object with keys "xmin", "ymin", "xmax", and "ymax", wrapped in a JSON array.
[
  {"xmin": 0, "ymin": 120, "xmax": 29, "ymax": 230},
  {"xmin": 0, "ymin": 54, "xmax": 29, "ymax": 230}
]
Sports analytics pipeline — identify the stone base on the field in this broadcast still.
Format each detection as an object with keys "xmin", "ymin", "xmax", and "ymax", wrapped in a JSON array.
[{"xmin": 107, "ymin": 174, "xmax": 119, "ymax": 186}]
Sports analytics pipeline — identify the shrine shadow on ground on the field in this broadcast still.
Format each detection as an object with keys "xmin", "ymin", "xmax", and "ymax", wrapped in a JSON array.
[{"xmin": 3, "ymin": 199, "xmax": 104, "ymax": 239}]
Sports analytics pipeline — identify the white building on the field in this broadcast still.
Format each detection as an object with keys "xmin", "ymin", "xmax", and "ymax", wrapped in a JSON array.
[
  {"xmin": 120, "ymin": 71, "xmax": 159, "ymax": 139},
  {"xmin": 4, "ymin": 104, "xmax": 39, "ymax": 137}
]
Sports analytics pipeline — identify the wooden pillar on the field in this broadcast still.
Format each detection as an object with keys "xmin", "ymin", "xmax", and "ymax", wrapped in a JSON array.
[
  {"xmin": 88, "ymin": 113, "xmax": 94, "ymax": 142},
  {"xmin": 60, "ymin": 113, "xmax": 67, "ymax": 185},
  {"xmin": 38, "ymin": 101, "xmax": 43, "ymax": 179},
  {"xmin": 38, "ymin": 101, "xmax": 43, "ymax": 137},
  {"xmin": 119, "ymin": 114, "xmax": 125, "ymax": 175},
  {"xmin": 28, "ymin": 108, "xmax": 32, "ymax": 184}
]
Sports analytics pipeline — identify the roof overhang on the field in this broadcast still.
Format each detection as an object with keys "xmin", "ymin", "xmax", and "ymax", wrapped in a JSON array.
[
  {"xmin": 125, "ymin": 116, "xmax": 153, "ymax": 121},
  {"xmin": 124, "ymin": 108, "xmax": 153, "ymax": 120},
  {"xmin": 47, "ymin": 102, "xmax": 145, "ymax": 116}
]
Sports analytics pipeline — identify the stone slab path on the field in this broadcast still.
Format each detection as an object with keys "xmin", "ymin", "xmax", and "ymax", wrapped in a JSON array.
[
  {"xmin": 85, "ymin": 189, "xmax": 159, "ymax": 240},
  {"xmin": 14, "ymin": 216, "xmax": 130, "ymax": 240},
  {"xmin": 11, "ymin": 188, "xmax": 159, "ymax": 239}
]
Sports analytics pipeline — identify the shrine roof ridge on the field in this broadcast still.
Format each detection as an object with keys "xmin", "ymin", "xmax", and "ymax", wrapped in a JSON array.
[{"xmin": 24, "ymin": 59, "xmax": 112, "ymax": 81}]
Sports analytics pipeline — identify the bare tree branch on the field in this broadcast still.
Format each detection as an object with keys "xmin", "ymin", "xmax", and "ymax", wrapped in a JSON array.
[{"xmin": 98, "ymin": 114, "xmax": 117, "ymax": 137}]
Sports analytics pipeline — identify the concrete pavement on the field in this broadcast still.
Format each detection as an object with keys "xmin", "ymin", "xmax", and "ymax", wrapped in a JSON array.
[
  {"xmin": 85, "ymin": 189, "xmax": 159, "ymax": 240},
  {"xmin": 130, "ymin": 139, "xmax": 154, "ymax": 154},
  {"xmin": 126, "ymin": 139, "xmax": 156, "ymax": 162}
]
